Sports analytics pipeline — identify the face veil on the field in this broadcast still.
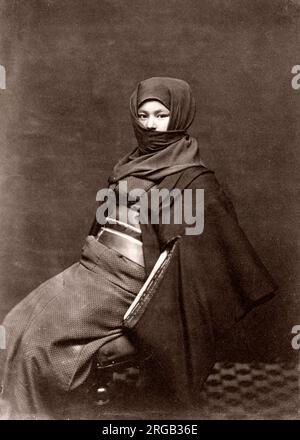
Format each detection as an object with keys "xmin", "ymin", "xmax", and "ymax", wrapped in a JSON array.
[
  {"xmin": 130, "ymin": 77, "xmax": 196, "ymax": 154},
  {"xmin": 109, "ymin": 77, "xmax": 204, "ymax": 183}
]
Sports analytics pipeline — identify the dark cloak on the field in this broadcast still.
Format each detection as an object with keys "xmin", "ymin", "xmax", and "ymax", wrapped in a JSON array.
[{"xmin": 123, "ymin": 166, "xmax": 277, "ymax": 406}]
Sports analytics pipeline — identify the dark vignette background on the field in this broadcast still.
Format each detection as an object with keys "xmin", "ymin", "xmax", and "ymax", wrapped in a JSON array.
[{"xmin": 0, "ymin": 0, "xmax": 299, "ymax": 364}]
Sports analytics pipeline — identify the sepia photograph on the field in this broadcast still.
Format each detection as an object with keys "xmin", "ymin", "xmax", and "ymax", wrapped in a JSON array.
[{"xmin": 0, "ymin": 0, "xmax": 299, "ymax": 422}]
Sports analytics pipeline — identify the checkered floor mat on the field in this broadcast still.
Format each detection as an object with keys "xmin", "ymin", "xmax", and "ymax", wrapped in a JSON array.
[
  {"xmin": 196, "ymin": 361, "xmax": 299, "ymax": 419},
  {"xmin": 93, "ymin": 361, "xmax": 299, "ymax": 419}
]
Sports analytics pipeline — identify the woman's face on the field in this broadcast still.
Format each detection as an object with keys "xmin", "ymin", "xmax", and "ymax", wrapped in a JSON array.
[{"xmin": 138, "ymin": 100, "xmax": 170, "ymax": 131}]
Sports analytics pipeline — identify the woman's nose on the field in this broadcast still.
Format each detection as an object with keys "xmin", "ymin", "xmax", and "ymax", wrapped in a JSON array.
[{"xmin": 146, "ymin": 116, "xmax": 156, "ymax": 129}]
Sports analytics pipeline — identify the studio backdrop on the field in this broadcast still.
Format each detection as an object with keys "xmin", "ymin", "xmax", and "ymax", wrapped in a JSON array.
[{"xmin": 0, "ymin": 0, "xmax": 299, "ymax": 366}]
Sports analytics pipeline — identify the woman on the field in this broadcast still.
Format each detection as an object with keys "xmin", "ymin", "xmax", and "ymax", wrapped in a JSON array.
[{"xmin": 0, "ymin": 77, "xmax": 276, "ymax": 419}]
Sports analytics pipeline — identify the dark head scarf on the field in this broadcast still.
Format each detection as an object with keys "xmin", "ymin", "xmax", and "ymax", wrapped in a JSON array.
[{"xmin": 109, "ymin": 77, "xmax": 204, "ymax": 183}]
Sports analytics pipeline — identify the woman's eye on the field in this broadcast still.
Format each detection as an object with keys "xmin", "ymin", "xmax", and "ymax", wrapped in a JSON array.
[
  {"xmin": 138, "ymin": 115, "xmax": 147, "ymax": 119},
  {"xmin": 157, "ymin": 114, "xmax": 169, "ymax": 118}
]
